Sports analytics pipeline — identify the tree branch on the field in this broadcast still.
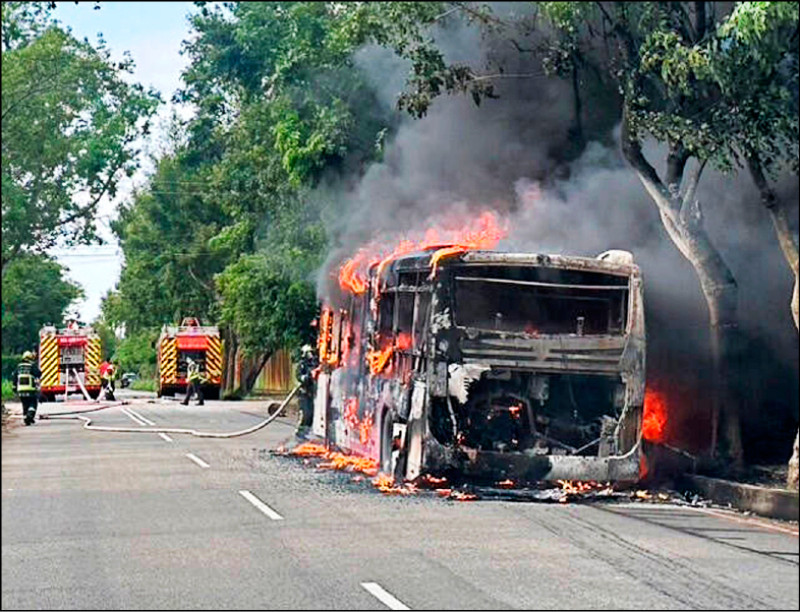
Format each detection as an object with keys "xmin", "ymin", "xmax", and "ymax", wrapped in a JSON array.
[
  {"xmin": 695, "ymin": 1, "xmax": 707, "ymax": 41},
  {"xmin": 666, "ymin": 142, "xmax": 690, "ymax": 195},
  {"xmin": 619, "ymin": 104, "xmax": 677, "ymax": 217},
  {"xmin": 680, "ymin": 158, "xmax": 707, "ymax": 214},
  {"xmin": 468, "ymin": 71, "xmax": 545, "ymax": 82},
  {"xmin": 187, "ymin": 263, "xmax": 215, "ymax": 293},
  {"xmin": 55, "ymin": 157, "xmax": 123, "ymax": 229}
]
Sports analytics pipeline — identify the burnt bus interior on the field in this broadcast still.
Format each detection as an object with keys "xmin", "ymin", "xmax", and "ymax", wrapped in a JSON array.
[
  {"xmin": 440, "ymin": 263, "xmax": 634, "ymax": 460},
  {"xmin": 452, "ymin": 265, "xmax": 629, "ymax": 336}
]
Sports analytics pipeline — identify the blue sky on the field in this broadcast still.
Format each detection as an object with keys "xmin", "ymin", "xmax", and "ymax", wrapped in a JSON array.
[{"xmin": 49, "ymin": 1, "xmax": 198, "ymax": 323}]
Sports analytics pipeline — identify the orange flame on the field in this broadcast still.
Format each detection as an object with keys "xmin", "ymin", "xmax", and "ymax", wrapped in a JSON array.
[
  {"xmin": 395, "ymin": 332, "xmax": 413, "ymax": 351},
  {"xmin": 367, "ymin": 345, "xmax": 393, "ymax": 375},
  {"xmin": 337, "ymin": 211, "xmax": 508, "ymax": 294},
  {"xmin": 642, "ymin": 387, "xmax": 668, "ymax": 443},
  {"xmin": 290, "ymin": 442, "xmax": 379, "ymax": 476}
]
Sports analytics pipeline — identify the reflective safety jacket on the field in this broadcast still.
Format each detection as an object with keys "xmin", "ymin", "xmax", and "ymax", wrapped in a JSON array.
[
  {"xmin": 101, "ymin": 364, "xmax": 116, "ymax": 382},
  {"xmin": 15, "ymin": 360, "xmax": 39, "ymax": 397},
  {"xmin": 187, "ymin": 362, "xmax": 203, "ymax": 383}
]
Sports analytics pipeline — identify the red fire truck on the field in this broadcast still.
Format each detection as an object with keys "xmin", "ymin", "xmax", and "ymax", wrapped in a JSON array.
[
  {"xmin": 38, "ymin": 323, "xmax": 103, "ymax": 401},
  {"xmin": 156, "ymin": 317, "xmax": 223, "ymax": 399}
]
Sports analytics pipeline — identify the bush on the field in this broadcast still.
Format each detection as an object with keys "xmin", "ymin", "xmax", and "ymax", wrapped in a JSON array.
[
  {"xmin": 1, "ymin": 355, "xmax": 22, "ymax": 381},
  {"xmin": 114, "ymin": 329, "xmax": 159, "ymax": 378},
  {"xmin": 130, "ymin": 378, "xmax": 157, "ymax": 392},
  {"xmin": 2, "ymin": 379, "xmax": 14, "ymax": 401}
]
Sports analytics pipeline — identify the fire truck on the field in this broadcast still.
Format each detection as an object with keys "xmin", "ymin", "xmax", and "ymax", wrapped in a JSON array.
[
  {"xmin": 156, "ymin": 317, "xmax": 222, "ymax": 399},
  {"xmin": 38, "ymin": 323, "xmax": 103, "ymax": 401}
]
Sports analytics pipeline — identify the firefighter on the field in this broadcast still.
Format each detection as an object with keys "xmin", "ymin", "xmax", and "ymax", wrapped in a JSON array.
[
  {"xmin": 295, "ymin": 344, "xmax": 317, "ymax": 436},
  {"xmin": 100, "ymin": 359, "xmax": 117, "ymax": 401},
  {"xmin": 14, "ymin": 351, "xmax": 41, "ymax": 425},
  {"xmin": 182, "ymin": 358, "xmax": 205, "ymax": 406}
]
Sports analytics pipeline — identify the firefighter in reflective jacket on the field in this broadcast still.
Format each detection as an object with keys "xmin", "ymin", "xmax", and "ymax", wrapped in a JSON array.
[
  {"xmin": 295, "ymin": 344, "xmax": 317, "ymax": 435},
  {"xmin": 14, "ymin": 351, "xmax": 41, "ymax": 425},
  {"xmin": 100, "ymin": 360, "xmax": 117, "ymax": 400},
  {"xmin": 182, "ymin": 358, "xmax": 205, "ymax": 406}
]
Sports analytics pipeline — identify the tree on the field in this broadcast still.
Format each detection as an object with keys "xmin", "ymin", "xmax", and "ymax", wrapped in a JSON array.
[
  {"xmin": 1, "ymin": 3, "xmax": 161, "ymax": 273},
  {"xmin": 216, "ymin": 253, "xmax": 318, "ymax": 396},
  {"xmin": 107, "ymin": 2, "xmax": 394, "ymax": 395},
  {"xmin": 1, "ymin": 253, "xmax": 83, "ymax": 355}
]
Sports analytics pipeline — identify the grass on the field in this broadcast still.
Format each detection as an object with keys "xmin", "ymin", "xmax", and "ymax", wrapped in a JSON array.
[
  {"xmin": 1, "ymin": 379, "xmax": 14, "ymax": 402},
  {"xmin": 129, "ymin": 378, "xmax": 157, "ymax": 392}
]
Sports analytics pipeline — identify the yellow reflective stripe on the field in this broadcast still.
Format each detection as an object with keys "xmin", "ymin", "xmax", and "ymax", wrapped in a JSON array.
[
  {"xmin": 39, "ymin": 336, "xmax": 59, "ymax": 387},
  {"xmin": 85, "ymin": 338, "xmax": 101, "ymax": 384},
  {"xmin": 205, "ymin": 337, "xmax": 222, "ymax": 378},
  {"xmin": 160, "ymin": 337, "xmax": 177, "ymax": 384}
]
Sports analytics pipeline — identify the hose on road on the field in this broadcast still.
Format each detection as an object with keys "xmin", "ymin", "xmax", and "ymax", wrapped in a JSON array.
[
  {"xmin": 7, "ymin": 400, "xmax": 122, "ymax": 419},
  {"xmin": 38, "ymin": 384, "xmax": 301, "ymax": 439}
]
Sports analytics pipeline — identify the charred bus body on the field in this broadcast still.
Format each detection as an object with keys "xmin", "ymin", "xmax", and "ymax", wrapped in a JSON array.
[{"xmin": 313, "ymin": 248, "xmax": 645, "ymax": 485}]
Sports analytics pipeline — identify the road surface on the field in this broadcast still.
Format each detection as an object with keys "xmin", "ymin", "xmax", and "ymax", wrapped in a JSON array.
[{"xmin": 3, "ymin": 395, "xmax": 798, "ymax": 610}]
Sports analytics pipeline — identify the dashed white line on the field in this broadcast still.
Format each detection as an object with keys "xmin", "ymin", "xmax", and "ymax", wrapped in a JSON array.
[
  {"xmin": 127, "ymin": 407, "xmax": 155, "ymax": 426},
  {"xmin": 185, "ymin": 453, "xmax": 210, "ymax": 469},
  {"xmin": 361, "ymin": 583, "xmax": 410, "ymax": 610},
  {"xmin": 238, "ymin": 490, "xmax": 284, "ymax": 521},
  {"xmin": 121, "ymin": 407, "xmax": 148, "ymax": 426},
  {"xmin": 158, "ymin": 433, "xmax": 173, "ymax": 443}
]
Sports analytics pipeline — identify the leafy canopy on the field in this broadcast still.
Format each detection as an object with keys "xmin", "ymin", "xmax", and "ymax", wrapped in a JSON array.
[{"xmin": 1, "ymin": 5, "xmax": 161, "ymax": 270}]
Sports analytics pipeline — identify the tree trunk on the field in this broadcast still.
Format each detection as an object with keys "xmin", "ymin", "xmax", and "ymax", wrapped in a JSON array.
[
  {"xmin": 621, "ymin": 110, "xmax": 742, "ymax": 467},
  {"xmin": 221, "ymin": 326, "xmax": 238, "ymax": 398},
  {"xmin": 234, "ymin": 350, "xmax": 271, "ymax": 397},
  {"xmin": 746, "ymin": 155, "xmax": 799, "ymax": 489}
]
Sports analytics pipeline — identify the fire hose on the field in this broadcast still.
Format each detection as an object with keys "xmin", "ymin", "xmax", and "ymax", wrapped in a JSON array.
[{"xmin": 33, "ymin": 384, "xmax": 301, "ymax": 439}]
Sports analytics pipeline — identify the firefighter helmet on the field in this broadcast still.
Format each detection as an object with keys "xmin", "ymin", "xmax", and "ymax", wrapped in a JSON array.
[
  {"xmin": 301, "ymin": 344, "xmax": 313, "ymax": 356},
  {"xmin": 22, "ymin": 351, "xmax": 35, "ymax": 361}
]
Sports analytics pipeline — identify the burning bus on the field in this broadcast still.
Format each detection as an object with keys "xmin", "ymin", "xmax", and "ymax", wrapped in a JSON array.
[{"xmin": 312, "ymin": 237, "xmax": 646, "ymax": 485}]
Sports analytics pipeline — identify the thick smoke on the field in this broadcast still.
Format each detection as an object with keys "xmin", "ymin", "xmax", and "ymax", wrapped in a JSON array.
[{"xmin": 313, "ymin": 12, "xmax": 799, "ymax": 462}]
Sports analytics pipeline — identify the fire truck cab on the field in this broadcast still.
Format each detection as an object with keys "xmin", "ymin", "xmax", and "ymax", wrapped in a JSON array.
[
  {"xmin": 156, "ymin": 317, "xmax": 222, "ymax": 399},
  {"xmin": 38, "ymin": 323, "xmax": 102, "ymax": 401}
]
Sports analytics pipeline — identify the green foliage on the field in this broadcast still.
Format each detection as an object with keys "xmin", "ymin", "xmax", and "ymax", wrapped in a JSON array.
[
  {"xmin": 1, "ymin": 254, "xmax": 83, "ymax": 355},
  {"xmin": 108, "ymin": 1, "xmax": 396, "ymax": 372},
  {"xmin": 129, "ymin": 377, "xmax": 156, "ymax": 392},
  {"xmin": 1, "ymin": 355, "xmax": 22, "ymax": 382},
  {"xmin": 1, "ymin": 379, "xmax": 13, "ymax": 402},
  {"xmin": 114, "ymin": 329, "xmax": 159, "ymax": 379},
  {"xmin": 91, "ymin": 316, "xmax": 118, "ymax": 361},
  {"xmin": 216, "ymin": 254, "xmax": 318, "ymax": 357},
  {"xmin": 1, "ymin": 7, "xmax": 161, "ymax": 270},
  {"xmin": 103, "ymin": 155, "xmax": 230, "ymax": 333}
]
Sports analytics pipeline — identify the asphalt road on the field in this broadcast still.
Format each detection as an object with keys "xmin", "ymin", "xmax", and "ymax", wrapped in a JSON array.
[{"xmin": 2, "ymin": 395, "xmax": 798, "ymax": 610}]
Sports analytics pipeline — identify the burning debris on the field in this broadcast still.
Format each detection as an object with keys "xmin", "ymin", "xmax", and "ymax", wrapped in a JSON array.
[{"xmin": 279, "ymin": 439, "xmax": 706, "ymax": 507}]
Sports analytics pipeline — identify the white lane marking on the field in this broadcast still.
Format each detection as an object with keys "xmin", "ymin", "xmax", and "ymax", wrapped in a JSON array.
[
  {"xmin": 127, "ymin": 407, "xmax": 155, "ymax": 426},
  {"xmin": 158, "ymin": 433, "xmax": 173, "ymax": 443},
  {"xmin": 361, "ymin": 583, "xmax": 410, "ymax": 610},
  {"xmin": 185, "ymin": 453, "xmax": 210, "ymax": 469},
  {"xmin": 238, "ymin": 490, "xmax": 284, "ymax": 521},
  {"xmin": 121, "ymin": 407, "xmax": 148, "ymax": 426}
]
